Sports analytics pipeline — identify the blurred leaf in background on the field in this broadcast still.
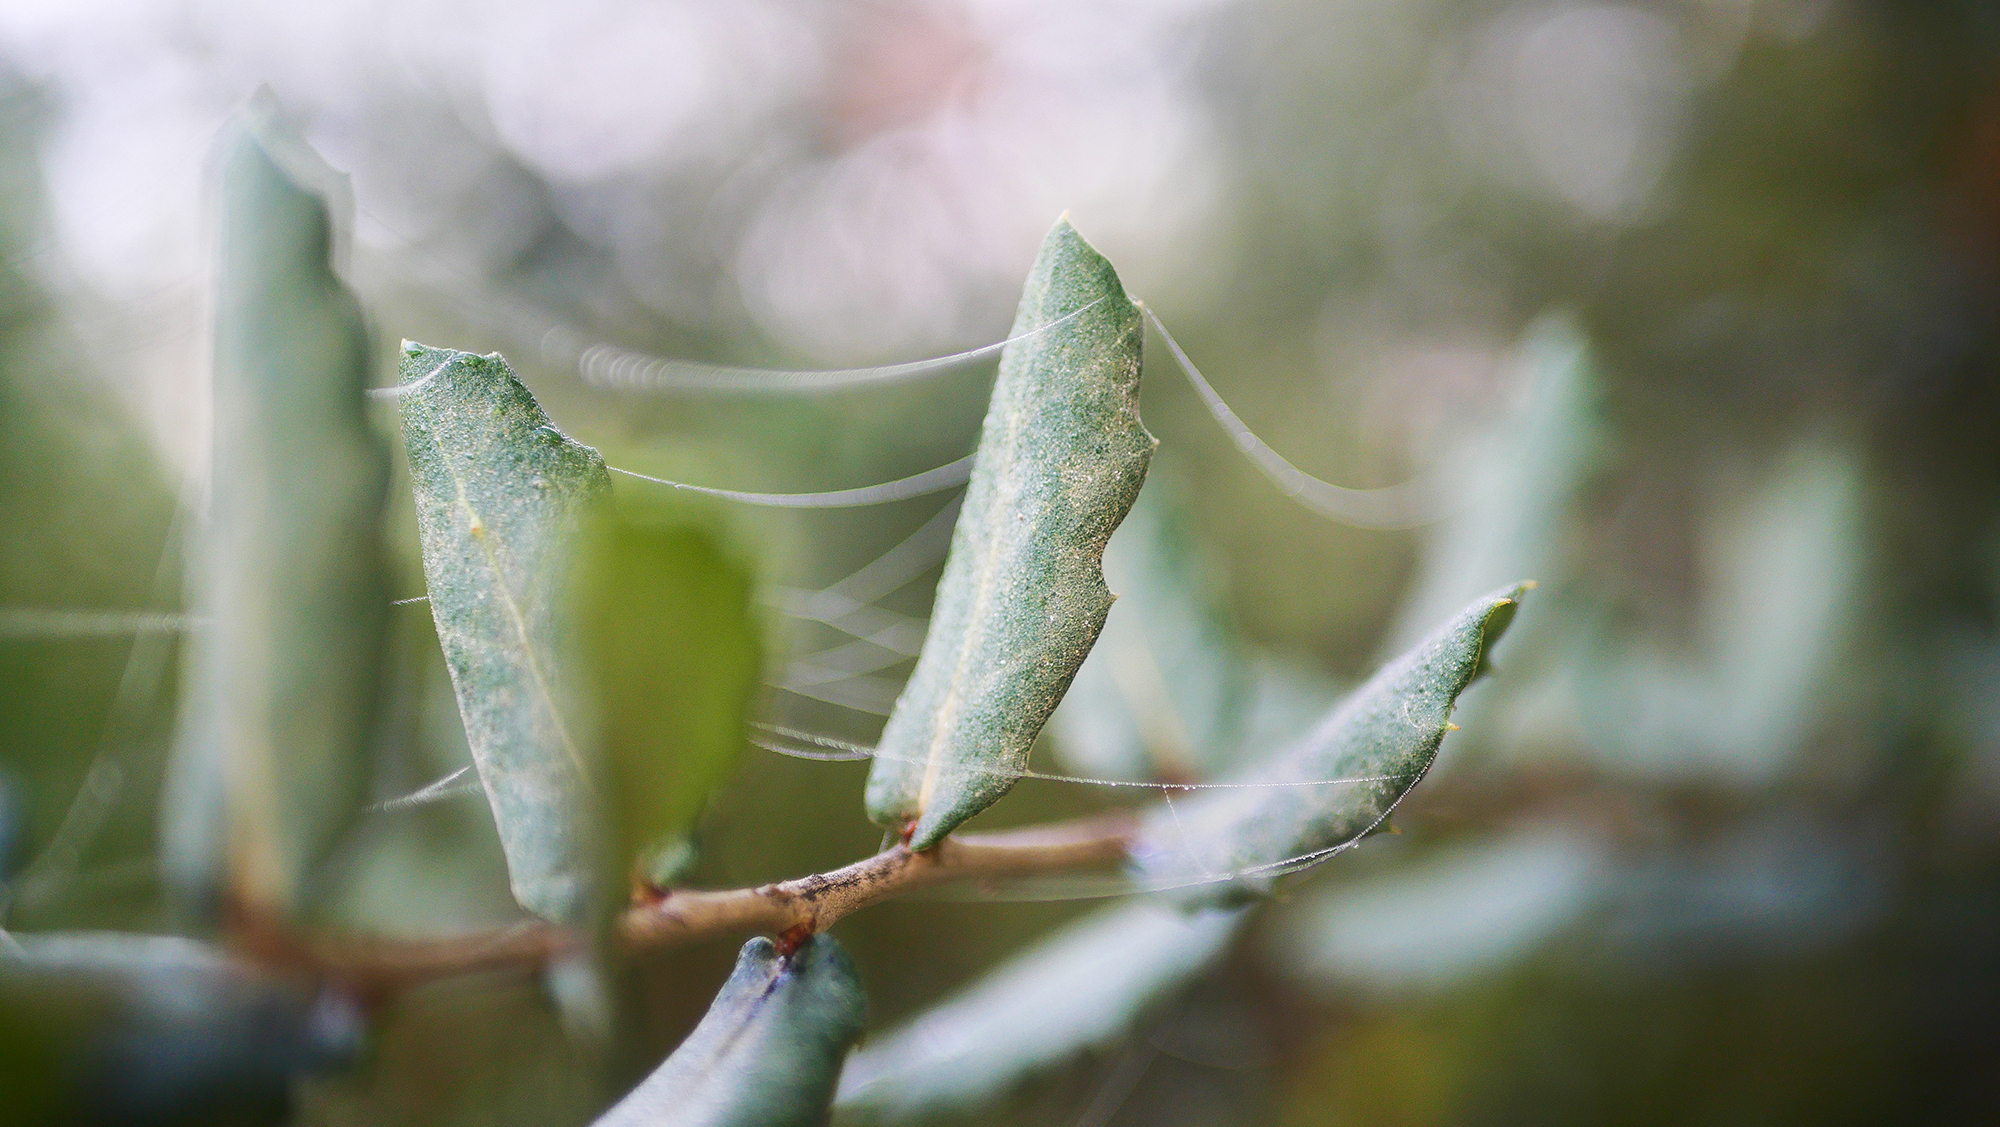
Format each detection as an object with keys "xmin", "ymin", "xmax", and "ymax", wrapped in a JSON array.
[
  {"xmin": 159, "ymin": 94, "xmax": 391, "ymax": 921},
  {"xmin": 572, "ymin": 497, "xmax": 763, "ymax": 889}
]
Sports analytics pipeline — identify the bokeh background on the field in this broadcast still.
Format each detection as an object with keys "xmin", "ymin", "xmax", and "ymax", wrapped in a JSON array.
[{"xmin": 2, "ymin": 0, "xmax": 1998, "ymax": 1123}]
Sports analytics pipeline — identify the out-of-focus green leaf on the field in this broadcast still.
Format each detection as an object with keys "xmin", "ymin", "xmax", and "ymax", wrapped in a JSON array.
[
  {"xmin": 1582, "ymin": 440, "xmax": 1864, "ymax": 783},
  {"xmin": 161, "ymin": 95, "xmax": 391, "ymax": 917},
  {"xmin": 1267, "ymin": 826, "xmax": 1609, "ymax": 994},
  {"xmin": 573, "ymin": 502, "xmax": 763, "ymax": 886},
  {"xmin": 1380, "ymin": 313, "xmax": 1600, "ymax": 657},
  {"xmin": 397, "ymin": 342, "xmax": 611, "ymax": 924},
  {"xmin": 594, "ymin": 935, "xmax": 866, "ymax": 1127},
  {"xmin": 1238, "ymin": 653, "xmax": 1345, "ymax": 762},
  {"xmin": 294, "ymin": 971, "xmax": 606, "ymax": 1127},
  {"xmin": 835, "ymin": 900, "xmax": 1243, "ymax": 1120},
  {"xmin": 1049, "ymin": 469, "xmax": 1251, "ymax": 782},
  {"xmin": 0, "ymin": 773, "xmax": 18, "ymax": 882},
  {"xmin": 1132, "ymin": 585, "xmax": 1529, "ymax": 891},
  {"xmin": 866, "ymin": 218, "xmax": 1153, "ymax": 849},
  {"xmin": 1, "ymin": 932, "xmax": 363, "ymax": 1124}
]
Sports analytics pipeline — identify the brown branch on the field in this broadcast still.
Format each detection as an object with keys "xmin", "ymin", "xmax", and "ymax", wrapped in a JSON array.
[
  {"xmin": 274, "ymin": 810, "xmax": 1137, "ymax": 995},
  {"xmin": 622, "ymin": 811, "xmax": 1138, "ymax": 948}
]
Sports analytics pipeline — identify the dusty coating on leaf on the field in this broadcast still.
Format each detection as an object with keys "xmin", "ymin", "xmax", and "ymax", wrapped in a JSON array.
[
  {"xmin": 397, "ymin": 343, "xmax": 610, "ymax": 924},
  {"xmin": 865, "ymin": 218, "xmax": 1153, "ymax": 850},
  {"xmin": 593, "ymin": 935, "xmax": 867, "ymax": 1127},
  {"xmin": 162, "ymin": 104, "xmax": 390, "ymax": 917},
  {"xmin": 1130, "ymin": 583, "xmax": 1530, "ymax": 890}
]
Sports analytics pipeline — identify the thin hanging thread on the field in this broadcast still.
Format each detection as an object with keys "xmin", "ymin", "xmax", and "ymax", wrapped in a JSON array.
[
  {"xmin": 751, "ymin": 723, "xmax": 1409, "ymax": 792},
  {"xmin": 569, "ymin": 297, "xmax": 1105, "ymax": 393},
  {"xmin": 610, "ymin": 454, "xmax": 972, "ymax": 509},
  {"xmin": 749, "ymin": 719, "xmax": 1428, "ymax": 898},
  {"xmin": 1138, "ymin": 302, "xmax": 1448, "ymax": 530}
]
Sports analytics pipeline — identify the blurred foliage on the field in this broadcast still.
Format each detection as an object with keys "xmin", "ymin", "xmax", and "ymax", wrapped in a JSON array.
[{"xmin": 3, "ymin": 0, "xmax": 2000, "ymax": 1124}]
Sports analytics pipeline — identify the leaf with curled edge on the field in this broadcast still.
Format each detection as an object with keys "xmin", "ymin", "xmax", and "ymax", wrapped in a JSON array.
[
  {"xmin": 397, "ymin": 343, "xmax": 610, "ymax": 924},
  {"xmin": 866, "ymin": 218, "xmax": 1153, "ymax": 849},
  {"xmin": 1129, "ymin": 584, "xmax": 1530, "ymax": 894},
  {"xmin": 593, "ymin": 935, "xmax": 867, "ymax": 1127},
  {"xmin": 161, "ymin": 95, "xmax": 391, "ymax": 917}
]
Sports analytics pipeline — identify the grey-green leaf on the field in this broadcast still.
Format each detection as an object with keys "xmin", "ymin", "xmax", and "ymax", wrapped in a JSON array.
[
  {"xmin": 161, "ymin": 95, "xmax": 390, "ymax": 916},
  {"xmin": 397, "ymin": 343, "xmax": 611, "ymax": 924},
  {"xmin": 1049, "ymin": 468, "xmax": 1251, "ymax": 782},
  {"xmin": 835, "ymin": 900, "xmax": 1242, "ymax": 1120},
  {"xmin": 1131, "ymin": 584, "xmax": 1530, "ymax": 891},
  {"xmin": 572, "ymin": 503, "xmax": 763, "ymax": 887},
  {"xmin": 594, "ymin": 935, "xmax": 866, "ymax": 1127},
  {"xmin": 866, "ymin": 218, "xmax": 1153, "ymax": 849}
]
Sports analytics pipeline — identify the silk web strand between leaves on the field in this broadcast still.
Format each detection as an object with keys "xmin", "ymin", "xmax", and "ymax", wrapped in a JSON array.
[{"xmin": 751, "ymin": 725, "xmax": 1420, "ymax": 793}]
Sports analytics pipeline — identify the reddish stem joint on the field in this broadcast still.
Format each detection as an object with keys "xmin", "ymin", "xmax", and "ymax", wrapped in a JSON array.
[{"xmin": 773, "ymin": 923, "xmax": 814, "ymax": 959}]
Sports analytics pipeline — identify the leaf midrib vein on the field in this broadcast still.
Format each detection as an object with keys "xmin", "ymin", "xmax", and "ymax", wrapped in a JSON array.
[
  {"xmin": 914, "ymin": 342, "xmax": 1037, "ymax": 815},
  {"xmin": 432, "ymin": 405, "xmax": 595, "ymax": 795}
]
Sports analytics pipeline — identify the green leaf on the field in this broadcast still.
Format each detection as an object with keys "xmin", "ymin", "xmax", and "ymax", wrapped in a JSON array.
[
  {"xmin": 1131, "ymin": 584, "xmax": 1530, "ymax": 891},
  {"xmin": 594, "ymin": 935, "xmax": 866, "ymax": 1127},
  {"xmin": 397, "ymin": 342, "xmax": 611, "ymax": 924},
  {"xmin": 1049, "ymin": 468, "xmax": 1251, "ymax": 782},
  {"xmin": 572, "ymin": 502, "xmax": 762, "ymax": 887},
  {"xmin": 835, "ymin": 900, "xmax": 1242, "ymax": 1120},
  {"xmin": 1380, "ymin": 313, "xmax": 1600, "ymax": 657},
  {"xmin": 2, "ymin": 932, "xmax": 364, "ymax": 1119},
  {"xmin": 866, "ymin": 218, "xmax": 1153, "ymax": 849},
  {"xmin": 161, "ymin": 95, "xmax": 391, "ymax": 916}
]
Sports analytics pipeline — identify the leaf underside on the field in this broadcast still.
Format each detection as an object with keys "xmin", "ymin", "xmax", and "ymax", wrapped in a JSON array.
[
  {"xmin": 1130, "ymin": 583, "xmax": 1530, "ymax": 892},
  {"xmin": 594, "ymin": 936, "xmax": 867, "ymax": 1127},
  {"xmin": 866, "ymin": 218, "xmax": 1154, "ymax": 849},
  {"xmin": 162, "ymin": 97, "xmax": 390, "ymax": 916},
  {"xmin": 398, "ymin": 343, "xmax": 610, "ymax": 924}
]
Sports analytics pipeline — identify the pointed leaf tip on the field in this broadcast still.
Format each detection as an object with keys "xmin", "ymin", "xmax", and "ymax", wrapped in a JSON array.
[
  {"xmin": 1131, "ymin": 583, "xmax": 1530, "ymax": 892},
  {"xmin": 865, "ymin": 218, "xmax": 1152, "ymax": 849}
]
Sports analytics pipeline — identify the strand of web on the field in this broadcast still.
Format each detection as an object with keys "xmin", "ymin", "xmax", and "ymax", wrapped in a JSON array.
[
  {"xmin": 918, "ymin": 786, "xmax": 1421, "ymax": 904},
  {"xmin": 2, "ymin": 506, "xmax": 187, "ymax": 928},
  {"xmin": 750, "ymin": 724, "xmax": 1410, "ymax": 793},
  {"xmin": 597, "ymin": 307, "xmax": 1451, "ymax": 699},
  {"xmin": 1135, "ymin": 302, "xmax": 1449, "ymax": 530},
  {"xmin": 753, "ymin": 721, "xmax": 1433, "ymax": 896},
  {"xmin": 362, "ymin": 721, "xmax": 1414, "ymax": 815},
  {"xmin": 364, "ymin": 298, "xmax": 1103, "ymax": 398},
  {"xmin": 367, "ymin": 298, "xmax": 1436, "ymax": 525},
  {"xmin": 567, "ymin": 297, "xmax": 1106, "ymax": 393},
  {"xmin": 357, "ymin": 202, "xmax": 1432, "ymax": 525},
  {"xmin": 572, "ymin": 305, "xmax": 1443, "ymax": 524},
  {"xmin": 753, "ymin": 725, "xmax": 1423, "ymax": 901}
]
